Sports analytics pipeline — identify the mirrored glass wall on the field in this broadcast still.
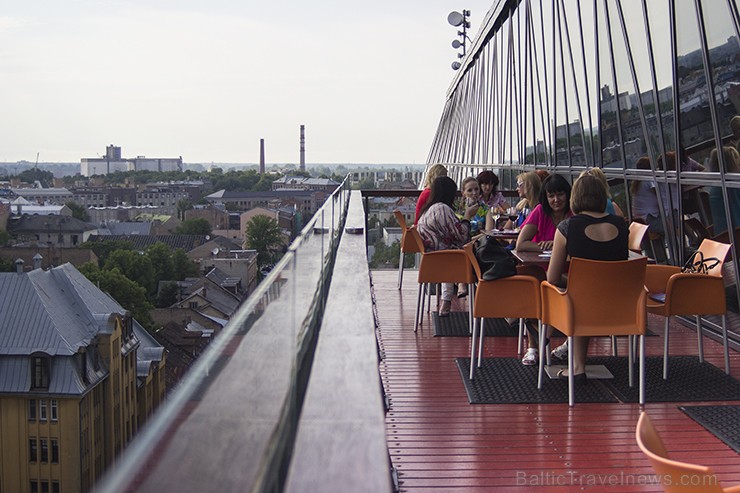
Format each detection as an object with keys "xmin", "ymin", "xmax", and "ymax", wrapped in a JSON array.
[{"xmin": 428, "ymin": 0, "xmax": 740, "ymax": 338}]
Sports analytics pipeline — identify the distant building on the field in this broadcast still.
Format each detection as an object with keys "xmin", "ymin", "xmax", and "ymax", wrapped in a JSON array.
[
  {"xmin": 80, "ymin": 145, "xmax": 182, "ymax": 177},
  {"xmin": 204, "ymin": 189, "xmax": 323, "ymax": 215},
  {"xmin": 271, "ymin": 176, "xmax": 339, "ymax": 192},
  {"xmin": 10, "ymin": 187, "xmax": 73, "ymax": 205},
  {"xmin": 8, "ymin": 214, "xmax": 98, "ymax": 247},
  {"xmin": 0, "ymin": 263, "xmax": 166, "ymax": 493}
]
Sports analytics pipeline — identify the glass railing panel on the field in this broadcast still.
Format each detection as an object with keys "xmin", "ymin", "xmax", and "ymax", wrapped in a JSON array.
[{"xmin": 96, "ymin": 176, "xmax": 351, "ymax": 493}]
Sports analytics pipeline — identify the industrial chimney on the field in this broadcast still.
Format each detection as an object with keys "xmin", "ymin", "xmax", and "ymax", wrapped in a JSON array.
[
  {"xmin": 259, "ymin": 138, "xmax": 265, "ymax": 175},
  {"xmin": 299, "ymin": 125, "xmax": 305, "ymax": 172}
]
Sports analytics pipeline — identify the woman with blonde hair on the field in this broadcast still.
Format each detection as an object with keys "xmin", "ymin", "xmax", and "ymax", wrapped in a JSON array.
[
  {"xmin": 579, "ymin": 167, "xmax": 624, "ymax": 217},
  {"xmin": 707, "ymin": 146, "xmax": 740, "ymax": 234},
  {"xmin": 415, "ymin": 164, "xmax": 448, "ymax": 224},
  {"xmin": 502, "ymin": 171, "xmax": 541, "ymax": 230}
]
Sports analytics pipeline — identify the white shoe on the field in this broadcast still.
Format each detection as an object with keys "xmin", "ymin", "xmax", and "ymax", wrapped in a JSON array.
[
  {"xmin": 551, "ymin": 342, "xmax": 568, "ymax": 361},
  {"xmin": 521, "ymin": 348, "xmax": 538, "ymax": 366}
]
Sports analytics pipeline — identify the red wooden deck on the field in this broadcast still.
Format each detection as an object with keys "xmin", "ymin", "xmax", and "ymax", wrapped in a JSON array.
[{"xmin": 372, "ymin": 269, "xmax": 740, "ymax": 492}]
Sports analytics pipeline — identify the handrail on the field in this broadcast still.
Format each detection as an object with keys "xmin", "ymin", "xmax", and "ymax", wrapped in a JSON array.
[{"xmin": 96, "ymin": 175, "xmax": 356, "ymax": 492}]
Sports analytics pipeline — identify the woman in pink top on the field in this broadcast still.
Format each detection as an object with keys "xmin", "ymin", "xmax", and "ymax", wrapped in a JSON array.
[
  {"xmin": 415, "ymin": 164, "xmax": 448, "ymax": 224},
  {"xmin": 516, "ymin": 173, "xmax": 572, "ymax": 252},
  {"xmin": 515, "ymin": 173, "xmax": 573, "ymax": 366}
]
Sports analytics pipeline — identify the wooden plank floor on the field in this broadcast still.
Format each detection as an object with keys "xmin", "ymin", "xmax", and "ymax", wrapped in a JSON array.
[{"xmin": 372, "ymin": 269, "xmax": 740, "ymax": 492}]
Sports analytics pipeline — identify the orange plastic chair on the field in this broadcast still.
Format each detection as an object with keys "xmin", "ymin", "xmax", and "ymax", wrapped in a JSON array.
[
  {"xmin": 636, "ymin": 412, "xmax": 740, "ymax": 493},
  {"xmin": 645, "ymin": 238, "xmax": 732, "ymax": 379},
  {"xmin": 541, "ymin": 257, "xmax": 648, "ymax": 406},
  {"xmin": 462, "ymin": 242, "xmax": 545, "ymax": 381},
  {"xmin": 629, "ymin": 221, "xmax": 650, "ymax": 253},
  {"xmin": 393, "ymin": 210, "xmax": 422, "ymax": 290},
  {"xmin": 409, "ymin": 228, "xmax": 476, "ymax": 333}
]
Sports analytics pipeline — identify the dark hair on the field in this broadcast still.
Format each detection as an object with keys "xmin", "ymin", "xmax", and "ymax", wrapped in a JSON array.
[
  {"xmin": 420, "ymin": 176, "xmax": 458, "ymax": 217},
  {"xmin": 571, "ymin": 175, "xmax": 606, "ymax": 214},
  {"xmin": 476, "ymin": 170, "xmax": 499, "ymax": 190},
  {"xmin": 538, "ymin": 173, "xmax": 572, "ymax": 216}
]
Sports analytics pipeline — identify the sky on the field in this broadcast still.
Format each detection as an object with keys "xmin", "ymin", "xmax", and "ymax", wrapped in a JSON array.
[{"xmin": 0, "ymin": 0, "xmax": 493, "ymax": 165}]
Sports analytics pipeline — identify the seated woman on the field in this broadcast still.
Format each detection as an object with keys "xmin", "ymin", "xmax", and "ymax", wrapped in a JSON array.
[
  {"xmin": 579, "ymin": 167, "xmax": 624, "ymax": 217},
  {"xmin": 415, "ymin": 164, "xmax": 448, "ymax": 224},
  {"xmin": 546, "ymin": 175, "xmax": 629, "ymax": 381},
  {"xmin": 456, "ymin": 176, "xmax": 489, "ymax": 235},
  {"xmin": 477, "ymin": 170, "xmax": 510, "ymax": 212},
  {"xmin": 417, "ymin": 176, "xmax": 478, "ymax": 316},
  {"xmin": 515, "ymin": 173, "xmax": 573, "ymax": 365},
  {"xmin": 501, "ymin": 171, "xmax": 541, "ymax": 230},
  {"xmin": 516, "ymin": 173, "xmax": 573, "ymax": 252}
]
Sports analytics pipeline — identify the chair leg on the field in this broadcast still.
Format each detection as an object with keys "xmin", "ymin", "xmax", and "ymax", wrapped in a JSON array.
[
  {"xmin": 517, "ymin": 319, "xmax": 524, "ymax": 355},
  {"xmin": 568, "ymin": 336, "xmax": 575, "ymax": 407},
  {"xmin": 627, "ymin": 335, "xmax": 634, "ymax": 388},
  {"xmin": 639, "ymin": 335, "xmax": 646, "ymax": 406},
  {"xmin": 414, "ymin": 283, "xmax": 423, "ymax": 332},
  {"xmin": 722, "ymin": 314, "xmax": 730, "ymax": 375},
  {"xmin": 696, "ymin": 315, "xmax": 704, "ymax": 363},
  {"xmin": 663, "ymin": 317, "xmax": 670, "ymax": 380},
  {"xmin": 469, "ymin": 318, "xmax": 479, "ymax": 379},
  {"xmin": 611, "ymin": 335, "xmax": 618, "ymax": 357},
  {"xmin": 468, "ymin": 284, "xmax": 475, "ymax": 335},
  {"xmin": 420, "ymin": 283, "xmax": 427, "ymax": 325},
  {"xmin": 397, "ymin": 250, "xmax": 404, "ymax": 290},
  {"xmin": 477, "ymin": 317, "xmax": 485, "ymax": 368},
  {"xmin": 537, "ymin": 322, "xmax": 545, "ymax": 389}
]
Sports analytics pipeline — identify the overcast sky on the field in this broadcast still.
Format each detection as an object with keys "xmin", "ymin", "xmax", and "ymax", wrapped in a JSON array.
[{"xmin": 0, "ymin": 0, "xmax": 492, "ymax": 165}]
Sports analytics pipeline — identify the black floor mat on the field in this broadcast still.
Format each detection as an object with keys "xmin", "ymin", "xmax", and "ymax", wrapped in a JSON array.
[
  {"xmin": 594, "ymin": 356, "xmax": 740, "ymax": 403},
  {"xmin": 433, "ymin": 312, "xmax": 514, "ymax": 337},
  {"xmin": 456, "ymin": 357, "xmax": 618, "ymax": 404},
  {"xmin": 680, "ymin": 405, "xmax": 740, "ymax": 454}
]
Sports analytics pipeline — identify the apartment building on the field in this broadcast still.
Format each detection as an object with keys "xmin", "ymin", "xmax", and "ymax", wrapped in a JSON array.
[{"xmin": 0, "ymin": 264, "xmax": 166, "ymax": 493}]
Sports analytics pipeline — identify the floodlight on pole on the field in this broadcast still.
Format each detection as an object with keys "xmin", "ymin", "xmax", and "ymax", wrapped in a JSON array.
[{"xmin": 448, "ymin": 9, "xmax": 470, "ymax": 70}]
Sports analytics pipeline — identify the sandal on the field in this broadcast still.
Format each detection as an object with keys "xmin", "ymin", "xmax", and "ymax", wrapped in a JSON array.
[
  {"xmin": 439, "ymin": 300, "xmax": 451, "ymax": 317},
  {"xmin": 556, "ymin": 369, "xmax": 587, "ymax": 384},
  {"xmin": 457, "ymin": 287, "xmax": 468, "ymax": 299}
]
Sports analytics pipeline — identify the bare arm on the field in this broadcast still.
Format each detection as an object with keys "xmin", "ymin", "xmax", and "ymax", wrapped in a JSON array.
[
  {"xmin": 515, "ymin": 223, "xmax": 541, "ymax": 251},
  {"xmin": 547, "ymin": 229, "xmax": 568, "ymax": 286}
]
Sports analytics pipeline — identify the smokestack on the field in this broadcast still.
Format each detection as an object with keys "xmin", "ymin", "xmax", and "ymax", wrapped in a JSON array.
[
  {"xmin": 15, "ymin": 258, "xmax": 24, "ymax": 274},
  {"xmin": 299, "ymin": 125, "xmax": 305, "ymax": 172},
  {"xmin": 259, "ymin": 139, "xmax": 265, "ymax": 175},
  {"xmin": 33, "ymin": 253, "xmax": 43, "ymax": 270}
]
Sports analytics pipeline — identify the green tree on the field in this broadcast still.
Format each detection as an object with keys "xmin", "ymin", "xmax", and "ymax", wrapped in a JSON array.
[
  {"xmin": 78, "ymin": 263, "xmax": 155, "ymax": 328},
  {"xmin": 0, "ymin": 230, "xmax": 11, "ymax": 247},
  {"xmin": 17, "ymin": 168, "xmax": 54, "ymax": 187},
  {"xmin": 174, "ymin": 218, "xmax": 212, "ymax": 235},
  {"xmin": 65, "ymin": 201, "xmax": 90, "ymax": 222},
  {"xmin": 79, "ymin": 239, "xmax": 134, "ymax": 265},
  {"xmin": 0, "ymin": 257, "xmax": 15, "ymax": 272},
  {"xmin": 104, "ymin": 250, "xmax": 157, "ymax": 295},
  {"xmin": 146, "ymin": 242, "xmax": 176, "ymax": 282},
  {"xmin": 176, "ymin": 198, "xmax": 193, "ymax": 221},
  {"xmin": 369, "ymin": 240, "xmax": 413, "ymax": 269},
  {"xmin": 172, "ymin": 249, "xmax": 199, "ymax": 280},
  {"xmin": 244, "ymin": 215, "xmax": 284, "ymax": 269},
  {"xmin": 156, "ymin": 281, "xmax": 180, "ymax": 308}
]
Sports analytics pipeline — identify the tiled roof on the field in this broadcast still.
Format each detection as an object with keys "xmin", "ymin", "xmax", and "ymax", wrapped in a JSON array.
[
  {"xmin": 8, "ymin": 214, "xmax": 97, "ymax": 233},
  {"xmin": 86, "ymin": 234, "xmax": 209, "ymax": 252},
  {"xmin": 205, "ymin": 189, "xmax": 316, "ymax": 200}
]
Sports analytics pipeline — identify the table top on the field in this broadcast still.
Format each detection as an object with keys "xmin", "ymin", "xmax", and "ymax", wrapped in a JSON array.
[
  {"xmin": 512, "ymin": 249, "xmax": 647, "ymax": 269},
  {"xmin": 481, "ymin": 228, "xmax": 520, "ymax": 240}
]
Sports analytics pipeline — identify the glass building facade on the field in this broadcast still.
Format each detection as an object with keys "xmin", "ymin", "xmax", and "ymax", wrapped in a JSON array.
[{"xmin": 427, "ymin": 0, "xmax": 740, "ymax": 342}]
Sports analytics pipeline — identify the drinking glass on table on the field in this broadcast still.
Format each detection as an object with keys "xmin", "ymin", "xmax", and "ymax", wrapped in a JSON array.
[
  {"xmin": 490, "ymin": 209, "xmax": 501, "ymax": 230},
  {"xmin": 506, "ymin": 207, "xmax": 518, "ymax": 230}
]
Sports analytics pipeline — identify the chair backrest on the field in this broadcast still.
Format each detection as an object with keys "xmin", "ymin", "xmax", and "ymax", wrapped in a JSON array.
[
  {"xmin": 395, "ymin": 210, "xmax": 422, "ymax": 254},
  {"xmin": 629, "ymin": 222, "xmax": 649, "ymax": 253},
  {"xmin": 635, "ymin": 412, "xmax": 725, "ymax": 493},
  {"xmin": 697, "ymin": 238, "xmax": 732, "ymax": 277},
  {"xmin": 463, "ymin": 241, "xmax": 482, "ymax": 280},
  {"xmin": 408, "ymin": 226, "xmax": 426, "ymax": 254},
  {"xmin": 393, "ymin": 210, "xmax": 408, "ymax": 230},
  {"xmin": 564, "ymin": 257, "xmax": 648, "ymax": 336}
]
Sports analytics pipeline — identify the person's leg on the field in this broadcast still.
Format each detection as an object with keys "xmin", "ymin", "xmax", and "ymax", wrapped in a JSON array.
[
  {"xmin": 440, "ymin": 283, "xmax": 454, "ymax": 316},
  {"xmin": 572, "ymin": 336, "xmax": 590, "ymax": 375}
]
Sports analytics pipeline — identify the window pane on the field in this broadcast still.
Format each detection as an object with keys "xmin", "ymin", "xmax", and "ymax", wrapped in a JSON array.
[
  {"xmin": 29, "ymin": 438, "xmax": 37, "ymax": 462},
  {"xmin": 41, "ymin": 439, "xmax": 48, "ymax": 463},
  {"xmin": 51, "ymin": 400, "xmax": 58, "ymax": 421},
  {"xmin": 51, "ymin": 439, "xmax": 59, "ymax": 463},
  {"xmin": 28, "ymin": 399, "xmax": 36, "ymax": 421},
  {"xmin": 40, "ymin": 400, "xmax": 47, "ymax": 421}
]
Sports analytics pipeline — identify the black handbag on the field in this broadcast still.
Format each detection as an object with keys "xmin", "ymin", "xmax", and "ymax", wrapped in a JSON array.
[
  {"xmin": 681, "ymin": 250, "xmax": 720, "ymax": 275},
  {"xmin": 474, "ymin": 235, "xmax": 517, "ymax": 280}
]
